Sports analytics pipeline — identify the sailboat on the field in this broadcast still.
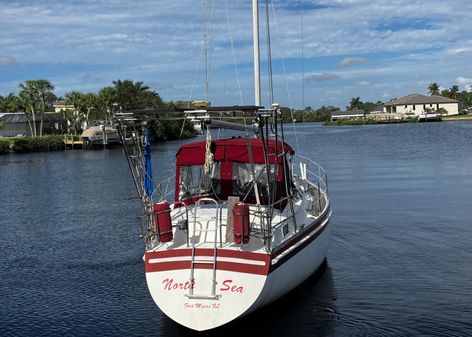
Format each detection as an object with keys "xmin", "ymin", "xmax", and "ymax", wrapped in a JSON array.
[{"xmin": 114, "ymin": 0, "xmax": 332, "ymax": 331}]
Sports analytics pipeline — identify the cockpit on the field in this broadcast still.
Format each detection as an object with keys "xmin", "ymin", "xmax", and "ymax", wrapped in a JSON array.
[{"xmin": 175, "ymin": 137, "xmax": 294, "ymax": 209}]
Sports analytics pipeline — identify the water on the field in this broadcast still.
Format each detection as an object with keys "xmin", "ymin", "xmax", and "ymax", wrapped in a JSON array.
[{"xmin": 1, "ymin": 121, "xmax": 472, "ymax": 336}]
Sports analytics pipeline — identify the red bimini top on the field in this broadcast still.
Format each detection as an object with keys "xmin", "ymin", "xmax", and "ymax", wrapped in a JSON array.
[{"xmin": 175, "ymin": 137, "xmax": 294, "ymax": 166}]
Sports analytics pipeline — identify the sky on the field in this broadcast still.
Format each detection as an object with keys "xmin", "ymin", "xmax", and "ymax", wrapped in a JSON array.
[{"xmin": 1, "ymin": 0, "xmax": 472, "ymax": 110}]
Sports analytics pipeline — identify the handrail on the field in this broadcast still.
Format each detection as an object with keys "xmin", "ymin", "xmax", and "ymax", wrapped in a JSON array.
[
  {"xmin": 294, "ymin": 155, "xmax": 329, "ymax": 194},
  {"xmin": 218, "ymin": 201, "xmax": 228, "ymax": 247}
]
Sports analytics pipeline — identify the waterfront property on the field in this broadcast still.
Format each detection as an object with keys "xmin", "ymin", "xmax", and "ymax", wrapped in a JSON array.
[
  {"xmin": 383, "ymin": 94, "xmax": 459, "ymax": 116},
  {"xmin": 0, "ymin": 112, "xmax": 67, "ymax": 137},
  {"xmin": 53, "ymin": 101, "xmax": 75, "ymax": 113}
]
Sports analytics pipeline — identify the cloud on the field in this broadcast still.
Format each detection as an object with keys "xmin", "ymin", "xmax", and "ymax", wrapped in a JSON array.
[
  {"xmin": 456, "ymin": 77, "xmax": 472, "ymax": 85},
  {"xmin": 1, "ymin": 0, "xmax": 472, "ymax": 108},
  {"xmin": 339, "ymin": 57, "xmax": 367, "ymax": 67},
  {"xmin": 358, "ymin": 81, "xmax": 370, "ymax": 86},
  {"xmin": 0, "ymin": 55, "xmax": 16, "ymax": 65},
  {"xmin": 456, "ymin": 77, "xmax": 472, "ymax": 91},
  {"xmin": 306, "ymin": 73, "xmax": 340, "ymax": 82}
]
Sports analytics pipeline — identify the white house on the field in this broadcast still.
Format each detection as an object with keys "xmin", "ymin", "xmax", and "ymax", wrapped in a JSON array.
[{"xmin": 383, "ymin": 94, "xmax": 459, "ymax": 116}]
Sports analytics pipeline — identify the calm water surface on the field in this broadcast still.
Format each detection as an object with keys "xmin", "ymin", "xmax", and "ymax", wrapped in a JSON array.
[{"xmin": 1, "ymin": 122, "xmax": 472, "ymax": 336}]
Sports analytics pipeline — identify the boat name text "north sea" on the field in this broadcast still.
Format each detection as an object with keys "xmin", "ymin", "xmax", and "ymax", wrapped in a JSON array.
[
  {"xmin": 162, "ymin": 278, "xmax": 244, "ymax": 293},
  {"xmin": 162, "ymin": 278, "xmax": 195, "ymax": 291}
]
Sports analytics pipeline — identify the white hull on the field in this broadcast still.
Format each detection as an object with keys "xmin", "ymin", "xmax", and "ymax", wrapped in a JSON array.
[
  {"xmin": 252, "ymin": 215, "xmax": 331, "ymax": 311},
  {"xmin": 144, "ymin": 207, "xmax": 331, "ymax": 331}
]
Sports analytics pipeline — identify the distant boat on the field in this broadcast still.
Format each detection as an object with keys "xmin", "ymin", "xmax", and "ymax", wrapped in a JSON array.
[
  {"xmin": 80, "ymin": 124, "xmax": 121, "ymax": 147},
  {"xmin": 184, "ymin": 107, "xmax": 210, "ymax": 134},
  {"xmin": 417, "ymin": 111, "xmax": 441, "ymax": 122}
]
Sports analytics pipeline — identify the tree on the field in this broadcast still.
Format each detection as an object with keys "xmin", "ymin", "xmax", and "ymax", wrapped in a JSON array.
[
  {"xmin": 348, "ymin": 97, "xmax": 362, "ymax": 110},
  {"xmin": 458, "ymin": 90, "xmax": 472, "ymax": 110},
  {"xmin": 1, "ymin": 93, "xmax": 22, "ymax": 112},
  {"xmin": 97, "ymin": 86, "xmax": 117, "ymax": 122},
  {"xmin": 82, "ymin": 93, "xmax": 99, "ymax": 128},
  {"xmin": 18, "ymin": 79, "xmax": 56, "ymax": 137},
  {"xmin": 64, "ymin": 91, "xmax": 85, "ymax": 134},
  {"xmin": 449, "ymin": 85, "xmax": 460, "ymax": 100},
  {"xmin": 63, "ymin": 91, "xmax": 100, "ymax": 132},
  {"xmin": 313, "ymin": 105, "xmax": 339, "ymax": 122},
  {"xmin": 440, "ymin": 88, "xmax": 450, "ymax": 98},
  {"xmin": 113, "ymin": 80, "xmax": 150, "ymax": 110},
  {"xmin": 36, "ymin": 80, "xmax": 56, "ymax": 136},
  {"xmin": 428, "ymin": 83, "xmax": 440, "ymax": 96},
  {"xmin": 18, "ymin": 82, "xmax": 39, "ymax": 137}
]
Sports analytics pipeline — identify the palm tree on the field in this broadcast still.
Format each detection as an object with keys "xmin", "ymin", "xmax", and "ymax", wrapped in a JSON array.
[
  {"xmin": 428, "ymin": 83, "xmax": 440, "ymax": 96},
  {"xmin": 112, "ymin": 79, "xmax": 151, "ymax": 110},
  {"xmin": 82, "ymin": 93, "xmax": 98, "ymax": 129},
  {"xmin": 18, "ymin": 81, "xmax": 39, "ymax": 137},
  {"xmin": 64, "ymin": 91, "xmax": 85, "ymax": 134},
  {"xmin": 35, "ymin": 80, "xmax": 56, "ymax": 136},
  {"xmin": 440, "ymin": 89, "xmax": 450, "ymax": 98},
  {"xmin": 1, "ymin": 93, "xmax": 22, "ymax": 112},
  {"xmin": 349, "ymin": 97, "xmax": 362, "ymax": 110},
  {"xmin": 449, "ymin": 85, "xmax": 460, "ymax": 100},
  {"xmin": 97, "ymin": 86, "xmax": 116, "ymax": 122},
  {"xmin": 18, "ymin": 79, "xmax": 55, "ymax": 137}
]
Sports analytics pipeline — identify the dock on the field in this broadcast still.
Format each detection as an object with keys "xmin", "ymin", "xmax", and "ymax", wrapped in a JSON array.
[{"xmin": 63, "ymin": 135, "xmax": 83, "ymax": 149}]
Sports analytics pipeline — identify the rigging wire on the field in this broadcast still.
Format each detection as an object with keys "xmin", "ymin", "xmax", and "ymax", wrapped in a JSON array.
[
  {"xmin": 187, "ymin": 36, "xmax": 204, "ymax": 103},
  {"xmin": 204, "ymin": 0, "xmax": 217, "ymax": 102},
  {"xmin": 224, "ymin": 0, "xmax": 244, "ymax": 106},
  {"xmin": 187, "ymin": 1, "xmax": 213, "ymax": 105},
  {"xmin": 269, "ymin": 0, "xmax": 301, "ymax": 155}
]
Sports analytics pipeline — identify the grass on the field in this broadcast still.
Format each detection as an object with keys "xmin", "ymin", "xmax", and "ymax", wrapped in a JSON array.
[{"xmin": 442, "ymin": 114, "xmax": 472, "ymax": 121}]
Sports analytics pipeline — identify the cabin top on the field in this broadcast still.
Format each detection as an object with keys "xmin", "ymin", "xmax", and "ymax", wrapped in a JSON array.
[
  {"xmin": 176, "ymin": 137, "xmax": 294, "ymax": 166},
  {"xmin": 175, "ymin": 137, "xmax": 294, "ymax": 208}
]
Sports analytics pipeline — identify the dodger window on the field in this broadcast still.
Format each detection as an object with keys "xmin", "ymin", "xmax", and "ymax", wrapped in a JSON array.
[
  {"xmin": 179, "ymin": 163, "xmax": 220, "ymax": 199},
  {"xmin": 232, "ymin": 163, "xmax": 276, "ymax": 198}
]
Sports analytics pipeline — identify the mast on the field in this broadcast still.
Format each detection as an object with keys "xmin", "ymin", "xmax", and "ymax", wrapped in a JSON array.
[{"xmin": 252, "ymin": 0, "xmax": 261, "ymax": 106}]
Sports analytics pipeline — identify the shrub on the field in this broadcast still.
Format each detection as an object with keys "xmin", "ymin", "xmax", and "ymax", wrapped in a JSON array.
[
  {"xmin": 0, "ymin": 139, "xmax": 12, "ymax": 154},
  {"xmin": 11, "ymin": 135, "xmax": 65, "ymax": 153}
]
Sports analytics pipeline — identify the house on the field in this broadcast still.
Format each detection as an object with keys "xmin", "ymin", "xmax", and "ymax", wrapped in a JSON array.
[
  {"xmin": 53, "ymin": 101, "xmax": 75, "ymax": 113},
  {"xmin": 383, "ymin": 94, "xmax": 459, "ymax": 116},
  {"xmin": 0, "ymin": 112, "xmax": 67, "ymax": 137},
  {"xmin": 330, "ymin": 110, "xmax": 365, "ymax": 121}
]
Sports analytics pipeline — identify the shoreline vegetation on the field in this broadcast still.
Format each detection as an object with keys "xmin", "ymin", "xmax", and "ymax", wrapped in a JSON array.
[
  {"xmin": 1, "ymin": 79, "xmax": 472, "ymax": 154},
  {"xmin": 324, "ymin": 113, "xmax": 472, "ymax": 126},
  {"xmin": 0, "ymin": 135, "xmax": 65, "ymax": 154},
  {"xmin": 2, "ymin": 114, "xmax": 471, "ymax": 154}
]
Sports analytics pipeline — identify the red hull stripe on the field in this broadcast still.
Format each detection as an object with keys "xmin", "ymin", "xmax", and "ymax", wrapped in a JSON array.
[
  {"xmin": 269, "ymin": 209, "xmax": 331, "ymax": 273},
  {"xmin": 145, "ymin": 249, "xmax": 270, "ymax": 276}
]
